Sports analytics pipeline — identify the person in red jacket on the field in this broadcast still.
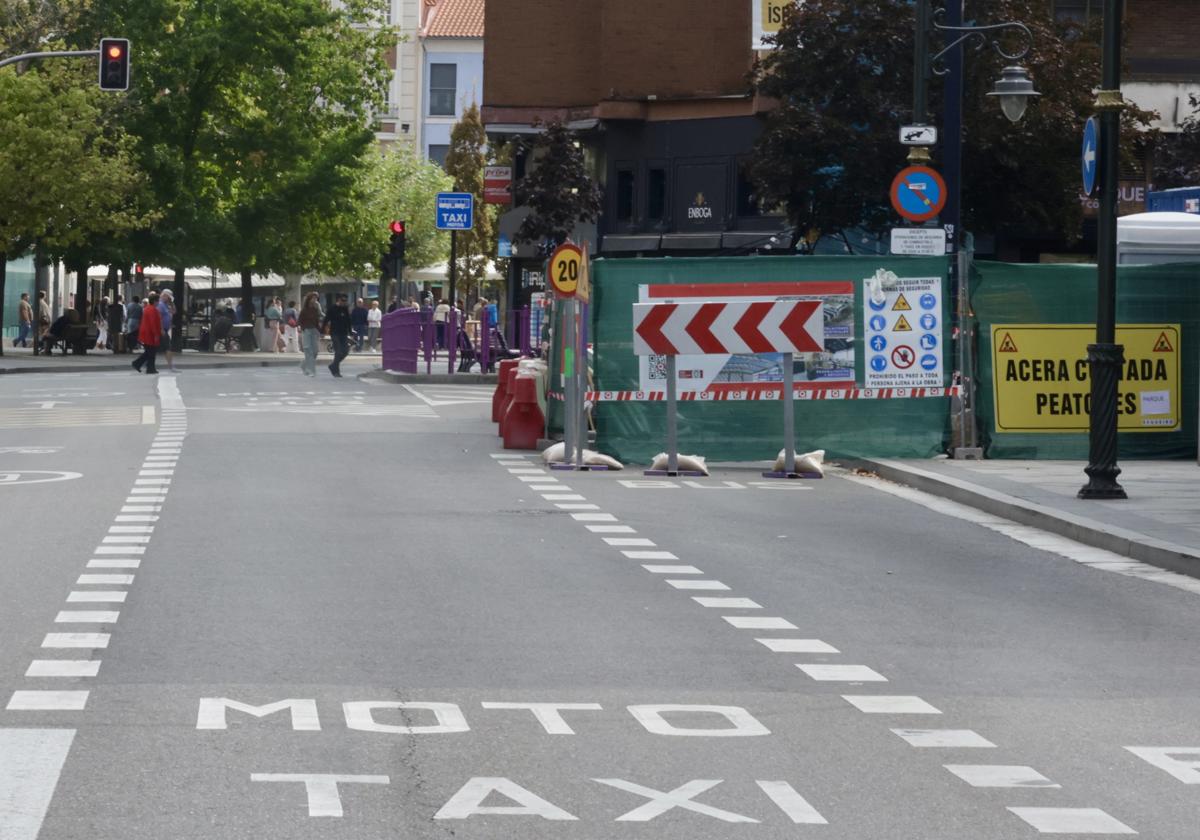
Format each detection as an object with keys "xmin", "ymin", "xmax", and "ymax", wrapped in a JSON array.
[{"xmin": 132, "ymin": 292, "xmax": 163, "ymax": 374}]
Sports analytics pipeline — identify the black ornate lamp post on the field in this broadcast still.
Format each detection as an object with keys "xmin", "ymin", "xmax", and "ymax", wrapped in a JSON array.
[
  {"xmin": 910, "ymin": 1, "xmax": 1039, "ymax": 458},
  {"xmin": 1079, "ymin": 0, "xmax": 1127, "ymax": 500}
]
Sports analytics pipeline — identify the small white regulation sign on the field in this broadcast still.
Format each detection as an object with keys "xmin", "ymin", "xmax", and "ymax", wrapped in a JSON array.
[
  {"xmin": 890, "ymin": 227, "xmax": 947, "ymax": 256},
  {"xmin": 899, "ymin": 125, "xmax": 937, "ymax": 146}
]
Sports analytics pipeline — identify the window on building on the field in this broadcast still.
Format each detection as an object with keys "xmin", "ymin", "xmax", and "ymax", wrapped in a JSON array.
[
  {"xmin": 428, "ymin": 64, "xmax": 457, "ymax": 117},
  {"xmin": 736, "ymin": 161, "xmax": 762, "ymax": 217},
  {"xmin": 647, "ymin": 167, "xmax": 667, "ymax": 223},
  {"xmin": 615, "ymin": 168, "xmax": 635, "ymax": 223},
  {"xmin": 429, "ymin": 145, "xmax": 450, "ymax": 168},
  {"xmin": 1053, "ymin": 0, "xmax": 1097, "ymax": 22}
]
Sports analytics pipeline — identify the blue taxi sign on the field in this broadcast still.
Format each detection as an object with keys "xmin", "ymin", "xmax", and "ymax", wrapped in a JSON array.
[{"xmin": 436, "ymin": 192, "xmax": 474, "ymax": 230}]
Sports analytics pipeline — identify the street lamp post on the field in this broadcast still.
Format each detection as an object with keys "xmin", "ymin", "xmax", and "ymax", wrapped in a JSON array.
[
  {"xmin": 909, "ymin": 0, "xmax": 1039, "ymax": 457},
  {"xmin": 1079, "ymin": 0, "xmax": 1127, "ymax": 499}
]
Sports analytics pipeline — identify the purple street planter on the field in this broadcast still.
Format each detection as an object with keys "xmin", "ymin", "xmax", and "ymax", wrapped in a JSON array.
[{"xmin": 381, "ymin": 309, "xmax": 421, "ymax": 373}]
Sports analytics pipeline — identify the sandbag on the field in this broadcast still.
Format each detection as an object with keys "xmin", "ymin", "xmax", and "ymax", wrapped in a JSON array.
[
  {"xmin": 542, "ymin": 443, "xmax": 624, "ymax": 470},
  {"xmin": 650, "ymin": 452, "xmax": 709, "ymax": 475},
  {"xmin": 774, "ymin": 449, "xmax": 825, "ymax": 476}
]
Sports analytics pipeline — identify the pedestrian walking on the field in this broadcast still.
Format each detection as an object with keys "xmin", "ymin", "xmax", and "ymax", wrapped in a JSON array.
[
  {"xmin": 132, "ymin": 293, "xmax": 162, "ymax": 374},
  {"xmin": 15, "ymin": 292, "xmax": 32, "ymax": 347},
  {"xmin": 107, "ymin": 296, "xmax": 126, "ymax": 353},
  {"xmin": 298, "ymin": 292, "xmax": 323, "ymax": 376},
  {"xmin": 434, "ymin": 298, "xmax": 450, "ymax": 349},
  {"xmin": 94, "ymin": 297, "xmax": 110, "ymax": 350},
  {"xmin": 351, "ymin": 298, "xmax": 369, "ymax": 352},
  {"xmin": 158, "ymin": 289, "xmax": 177, "ymax": 372},
  {"xmin": 367, "ymin": 300, "xmax": 382, "ymax": 351},
  {"xmin": 322, "ymin": 293, "xmax": 352, "ymax": 378},
  {"xmin": 265, "ymin": 297, "xmax": 283, "ymax": 353},
  {"xmin": 282, "ymin": 300, "xmax": 300, "ymax": 353},
  {"xmin": 125, "ymin": 296, "xmax": 142, "ymax": 351}
]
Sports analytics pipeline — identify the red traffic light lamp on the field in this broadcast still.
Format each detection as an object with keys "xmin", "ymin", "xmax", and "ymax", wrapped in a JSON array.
[
  {"xmin": 389, "ymin": 220, "xmax": 405, "ymax": 235},
  {"xmin": 99, "ymin": 37, "xmax": 130, "ymax": 91}
]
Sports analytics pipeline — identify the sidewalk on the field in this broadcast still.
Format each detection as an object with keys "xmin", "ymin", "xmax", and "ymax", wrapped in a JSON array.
[
  {"xmin": 852, "ymin": 457, "xmax": 1200, "ymax": 580},
  {"xmin": 0, "ymin": 345, "xmax": 380, "ymax": 375}
]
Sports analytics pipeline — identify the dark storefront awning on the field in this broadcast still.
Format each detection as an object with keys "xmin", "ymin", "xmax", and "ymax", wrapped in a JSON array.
[
  {"xmin": 660, "ymin": 233, "xmax": 723, "ymax": 250},
  {"xmin": 601, "ymin": 235, "xmax": 662, "ymax": 253}
]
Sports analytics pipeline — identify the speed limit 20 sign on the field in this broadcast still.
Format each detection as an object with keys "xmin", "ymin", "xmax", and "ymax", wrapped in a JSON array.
[{"xmin": 549, "ymin": 243, "xmax": 583, "ymax": 298}]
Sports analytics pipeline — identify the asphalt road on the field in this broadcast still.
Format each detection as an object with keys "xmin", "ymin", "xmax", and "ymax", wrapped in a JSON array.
[{"xmin": 2, "ymin": 368, "xmax": 1198, "ymax": 839}]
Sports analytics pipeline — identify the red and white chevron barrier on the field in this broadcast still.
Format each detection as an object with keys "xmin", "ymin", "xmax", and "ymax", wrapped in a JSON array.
[
  {"xmin": 549, "ymin": 386, "xmax": 960, "ymax": 402},
  {"xmin": 633, "ymin": 300, "xmax": 824, "ymax": 356}
]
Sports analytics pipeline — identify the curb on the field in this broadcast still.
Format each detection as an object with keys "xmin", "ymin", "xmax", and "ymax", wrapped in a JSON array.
[
  {"xmin": 848, "ymin": 457, "xmax": 1200, "ymax": 581},
  {"xmin": 360, "ymin": 369, "xmax": 498, "ymax": 386},
  {"xmin": 0, "ymin": 359, "xmax": 310, "ymax": 375}
]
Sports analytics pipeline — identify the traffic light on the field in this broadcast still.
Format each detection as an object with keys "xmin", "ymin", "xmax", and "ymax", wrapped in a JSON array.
[
  {"xmin": 99, "ymin": 38, "xmax": 130, "ymax": 91},
  {"xmin": 389, "ymin": 220, "xmax": 407, "ymax": 263}
]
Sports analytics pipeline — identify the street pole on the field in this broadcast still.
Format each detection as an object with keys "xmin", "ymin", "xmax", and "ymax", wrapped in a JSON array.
[
  {"xmin": 1079, "ymin": 0, "xmax": 1127, "ymax": 500},
  {"xmin": 449, "ymin": 230, "xmax": 457, "ymax": 308}
]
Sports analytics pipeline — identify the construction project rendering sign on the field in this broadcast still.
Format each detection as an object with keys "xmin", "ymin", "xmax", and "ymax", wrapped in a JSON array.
[{"xmin": 991, "ymin": 324, "xmax": 1181, "ymax": 433}]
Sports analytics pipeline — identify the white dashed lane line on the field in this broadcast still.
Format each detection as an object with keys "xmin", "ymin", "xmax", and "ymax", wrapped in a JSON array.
[{"xmin": 492, "ymin": 452, "xmax": 1139, "ymax": 835}]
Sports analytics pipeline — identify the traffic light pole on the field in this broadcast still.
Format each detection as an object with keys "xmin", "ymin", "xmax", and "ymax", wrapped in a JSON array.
[{"xmin": 0, "ymin": 49, "xmax": 99, "ymax": 70}]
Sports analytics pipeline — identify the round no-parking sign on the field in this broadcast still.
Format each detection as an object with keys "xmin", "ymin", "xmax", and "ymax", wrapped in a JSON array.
[{"xmin": 890, "ymin": 166, "xmax": 947, "ymax": 223}]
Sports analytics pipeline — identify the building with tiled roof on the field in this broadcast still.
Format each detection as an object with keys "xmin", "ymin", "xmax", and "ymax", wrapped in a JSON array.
[
  {"xmin": 423, "ymin": 0, "xmax": 485, "ymax": 39},
  {"xmin": 419, "ymin": 0, "xmax": 486, "ymax": 166}
]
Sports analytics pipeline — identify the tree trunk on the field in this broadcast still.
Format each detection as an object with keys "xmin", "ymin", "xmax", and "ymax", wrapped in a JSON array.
[
  {"xmin": 74, "ymin": 262, "xmax": 88, "ymax": 323},
  {"xmin": 105, "ymin": 264, "xmax": 118, "ymax": 301},
  {"xmin": 173, "ymin": 267, "xmax": 186, "ymax": 352},
  {"xmin": 0, "ymin": 252, "xmax": 7, "ymax": 357},
  {"xmin": 241, "ymin": 267, "xmax": 256, "ymax": 350},
  {"xmin": 33, "ymin": 248, "xmax": 50, "ymax": 356}
]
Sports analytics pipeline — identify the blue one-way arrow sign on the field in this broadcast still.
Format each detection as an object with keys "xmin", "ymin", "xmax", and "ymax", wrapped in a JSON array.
[
  {"xmin": 1082, "ymin": 116, "xmax": 1099, "ymax": 197},
  {"xmin": 436, "ymin": 192, "xmax": 474, "ymax": 230}
]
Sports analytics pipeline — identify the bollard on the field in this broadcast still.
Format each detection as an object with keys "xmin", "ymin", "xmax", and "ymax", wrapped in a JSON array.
[
  {"xmin": 493, "ymin": 358, "xmax": 520, "ymax": 423},
  {"xmin": 498, "ymin": 365, "xmax": 520, "ymax": 437},
  {"xmin": 503, "ymin": 374, "xmax": 543, "ymax": 450}
]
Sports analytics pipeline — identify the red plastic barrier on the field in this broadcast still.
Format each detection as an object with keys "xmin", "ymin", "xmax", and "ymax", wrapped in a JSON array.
[
  {"xmin": 493, "ymin": 358, "xmax": 519, "ymax": 423},
  {"xmin": 498, "ymin": 365, "xmax": 520, "ymax": 437},
  {"xmin": 503, "ymin": 374, "xmax": 543, "ymax": 450}
]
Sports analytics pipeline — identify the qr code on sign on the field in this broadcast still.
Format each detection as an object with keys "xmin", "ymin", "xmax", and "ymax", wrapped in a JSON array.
[{"xmin": 648, "ymin": 354, "xmax": 668, "ymax": 380}]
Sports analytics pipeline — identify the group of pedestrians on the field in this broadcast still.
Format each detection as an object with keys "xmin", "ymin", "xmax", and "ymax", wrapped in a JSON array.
[{"xmin": 297, "ymin": 292, "xmax": 355, "ymax": 378}]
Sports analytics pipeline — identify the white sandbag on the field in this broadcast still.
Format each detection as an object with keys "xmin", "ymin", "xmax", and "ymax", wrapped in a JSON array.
[
  {"xmin": 650, "ymin": 452, "xmax": 709, "ymax": 475},
  {"xmin": 583, "ymin": 450, "xmax": 623, "ymax": 470},
  {"xmin": 541, "ymin": 443, "xmax": 623, "ymax": 469},
  {"xmin": 774, "ymin": 448, "xmax": 825, "ymax": 476}
]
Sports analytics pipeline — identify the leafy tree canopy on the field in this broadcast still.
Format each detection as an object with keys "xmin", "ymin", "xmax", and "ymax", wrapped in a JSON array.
[
  {"xmin": 1154, "ymin": 94, "xmax": 1200, "ymax": 189},
  {"xmin": 515, "ymin": 121, "xmax": 602, "ymax": 247},
  {"xmin": 749, "ymin": 0, "xmax": 1153, "ymax": 246},
  {"xmin": 444, "ymin": 102, "xmax": 497, "ymax": 301}
]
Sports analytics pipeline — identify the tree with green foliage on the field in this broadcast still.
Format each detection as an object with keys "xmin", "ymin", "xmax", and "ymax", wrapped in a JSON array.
[
  {"xmin": 444, "ymin": 103, "xmax": 496, "ymax": 304},
  {"xmin": 0, "ymin": 62, "xmax": 151, "ymax": 353},
  {"xmin": 515, "ymin": 121, "xmax": 602, "ymax": 248},
  {"xmin": 82, "ymin": 0, "xmax": 393, "ymax": 329},
  {"xmin": 748, "ymin": 0, "xmax": 1153, "ymax": 250},
  {"xmin": 299, "ymin": 144, "xmax": 453, "ymax": 285},
  {"xmin": 1153, "ymin": 95, "xmax": 1200, "ymax": 189}
]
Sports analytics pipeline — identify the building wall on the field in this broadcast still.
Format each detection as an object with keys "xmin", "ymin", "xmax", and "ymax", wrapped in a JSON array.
[
  {"xmin": 1127, "ymin": 0, "xmax": 1200, "ymax": 79},
  {"xmin": 483, "ymin": 0, "xmax": 751, "ymax": 108},
  {"xmin": 422, "ymin": 40, "xmax": 485, "ymax": 162},
  {"xmin": 375, "ymin": 0, "xmax": 422, "ymax": 144}
]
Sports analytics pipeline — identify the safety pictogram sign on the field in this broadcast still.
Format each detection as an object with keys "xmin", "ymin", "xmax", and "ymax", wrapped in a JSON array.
[
  {"xmin": 890, "ymin": 166, "xmax": 947, "ymax": 223},
  {"xmin": 997, "ymin": 332, "xmax": 1019, "ymax": 352},
  {"xmin": 891, "ymin": 345, "xmax": 916, "ymax": 369},
  {"xmin": 894, "ymin": 314, "xmax": 912, "ymax": 332},
  {"xmin": 893, "ymin": 294, "xmax": 911, "ymax": 311},
  {"xmin": 1153, "ymin": 331, "xmax": 1174, "ymax": 352}
]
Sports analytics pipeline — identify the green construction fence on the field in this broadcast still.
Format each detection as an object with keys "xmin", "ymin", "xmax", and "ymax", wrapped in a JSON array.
[
  {"xmin": 972, "ymin": 260, "xmax": 1200, "ymax": 459},
  {"xmin": 547, "ymin": 255, "xmax": 954, "ymax": 465}
]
